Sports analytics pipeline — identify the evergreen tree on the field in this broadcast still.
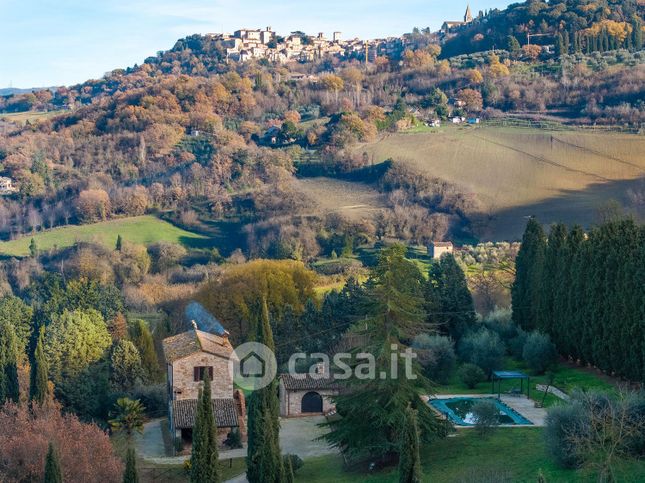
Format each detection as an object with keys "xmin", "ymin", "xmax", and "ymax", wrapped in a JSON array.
[
  {"xmin": 563, "ymin": 30, "xmax": 570, "ymax": 54},
  {"xmin": 116, "ymin": 234, "xmax": 123, "ymax": 251},
  {"xmin": 507, "ymin": 35, "xmax": 521, "ymax": 57},
  {"xmin": 190, "ymin": 369, "xmax": 220, "ymax": 483},
  {"xmin": 633, "ymin": 17, "xmax": 643, "ymax": 51},
  {"xmin": 0, "ymin": 320, "xmax": 20, "ymax": 403},
  {"xmin": 323, "ymin": 246, "xmax": 447, "ymax": 461},
  {"xmin": 557, "ymin": 225, "xmax": 584, "ymax": 358},
  {"xmin": 44, "ymin": 442, "xmax": 63, "ymax": 483},
  {"xmin": 426, "ymin": 254, "xmax": 476, "ymax": 341},
  {"xmin": 284, "ymin": 456, "xmax": 295, "ymax": 483},
  {"xmin": 30, "ymin": 326, "xmax": 49, "ymax": 404},
  {"xmin": 29, "ymin": 238, "xmax": 38, "ymax": 257},
  {"xmin": 537, "ymin": 224, "xmax": 567, "ymax": 335},
  {"xmin": 129, "ymin": 319, "xmax": 160, "ymax": 382},
  {"xmin": 123, "ymin": 447, "xmax": 139, "ymax": 483},
  {"xmin": 398, "ymin": 406, "xmax": 422, "ymax": 483},
  {"xmin": 555, "ymin": 33, "xmax": 564, "ymax": 56},
  {"xmin": 511, "ymin": 218, "xmax": 546, "ymax": 331},
  {"xmin": 246, "ymin": 298, "xmax": 283, "ymax": 483}
]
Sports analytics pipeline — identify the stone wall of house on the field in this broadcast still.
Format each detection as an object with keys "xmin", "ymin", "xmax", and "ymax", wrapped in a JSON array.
[
  {"xmin": 279, "ymin": 387, "xmax": 337, "ymax": 417},
  {"xmin": 171, "ymin": 352, "xmax": 233, "ymax": 400}
]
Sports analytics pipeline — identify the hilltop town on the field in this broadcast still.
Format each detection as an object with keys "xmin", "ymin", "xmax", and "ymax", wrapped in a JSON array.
[{"xmin": 207, "ymin": 6, "xmax": 475, "ymax": 64}]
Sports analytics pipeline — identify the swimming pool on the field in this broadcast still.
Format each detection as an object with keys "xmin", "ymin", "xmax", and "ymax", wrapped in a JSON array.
[{"xmin": 429, "ymin": 397, "xmax": 533, "ymax": 426}]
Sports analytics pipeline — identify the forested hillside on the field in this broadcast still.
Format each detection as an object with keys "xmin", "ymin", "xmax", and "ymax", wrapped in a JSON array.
[{"xmin": 442, "ymin": 0, "xmax": 644, "ymax": 57}]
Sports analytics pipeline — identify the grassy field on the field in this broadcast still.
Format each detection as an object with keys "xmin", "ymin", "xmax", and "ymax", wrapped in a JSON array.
[
  {"xmin": 437, "ymin": 357, "xmax": 616, "ymax": 408},
  {"xmin": 357, "ymin": 125, "xmax": 645, "ymax": 240},
  {"xmin": 0, "ymin": 215, "xmax": 211, "ymax": 256},
  {"xmin": 0, "ymin": 110, "xmax": 67, "ymax": 124},
  {"xmin": 293, "ymin": 177, "xmax": 387, "ymax": 221},
  {"xmin": 297, "ymin": 429, "xmax": 645, "ymax": 482}
]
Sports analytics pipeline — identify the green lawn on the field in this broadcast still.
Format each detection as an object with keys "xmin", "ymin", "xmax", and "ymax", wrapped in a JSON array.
[
  {"xmin": 296, "ymin": 429, "xmax": 645, "ymax": 483},
  {"xmin": 0, "ymin": 215, "xmax": 211, "ymax": 256},
  {"xmin": 437, "ymin": 358, "xmax": 615, "ymax": 408}
]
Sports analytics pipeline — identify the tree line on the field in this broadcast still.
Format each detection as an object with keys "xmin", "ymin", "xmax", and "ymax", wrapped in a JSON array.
[{"xmin": 512, "ymin": 217, "xmax": 644, "ymax": 382}]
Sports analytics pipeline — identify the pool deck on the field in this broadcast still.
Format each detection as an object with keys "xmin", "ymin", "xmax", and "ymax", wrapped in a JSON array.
[{"xmin": 424, "ymin": 394, "xmax": 547, "ymax": 427}]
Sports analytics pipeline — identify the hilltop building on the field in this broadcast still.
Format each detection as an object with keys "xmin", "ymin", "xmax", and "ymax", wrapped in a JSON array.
[
  {"xmin": 441, "ymin": 5, "xmax": 474, "ymax": 36},
  {"xmin": 162, "ymin": 323, "xmax": 247, "ymax": 452}
]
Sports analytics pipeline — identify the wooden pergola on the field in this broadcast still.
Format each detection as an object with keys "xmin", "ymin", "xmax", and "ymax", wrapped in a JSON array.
[{"xmin": 491, "ymin": 370, "xmax": 530, "ymax": 399}]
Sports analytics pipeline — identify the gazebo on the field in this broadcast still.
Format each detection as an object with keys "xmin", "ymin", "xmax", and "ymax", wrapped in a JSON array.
[{"xmin": 491, "ymin": 370, "xmax": 530, "ymax": 399}]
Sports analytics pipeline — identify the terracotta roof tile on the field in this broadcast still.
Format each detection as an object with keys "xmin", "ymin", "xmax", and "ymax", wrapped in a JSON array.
[
  {"xmin": 162, "ymin": 329, "xmax": 233, "ymax": 363},
  {"xmin": 280, "ymin": 374, "xmax": 340, "ymax": 391},
  {"xmin": 171, "ymin": 398, "xmax": 238, "ymax": 429}
]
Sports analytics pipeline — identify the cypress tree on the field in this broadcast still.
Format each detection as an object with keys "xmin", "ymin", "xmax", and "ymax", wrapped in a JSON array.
[
  {"xmin": 29, "ymin": 238, "xmax": 38, "ymax": 257},
  {"xmin": 512, "ymin": 218, "xmax": 546, "ymax": 331},
  {"xmin": 563, "ymin": 30, "xmax": 570, "ymax": 54},
  {"xmin": 284, "ymin": 455, "xmax": 295, "ymax": 483},
  {"xmin": 0, "ymin": 320, "xmax": 20, "ymax": 403},
  {"xmin": 116, "ymin": 234, "xmax": 123, "ymax": 251},
  {"xmin": 555, "ymin": 33, "xmax": 564, "ymax": 56},
  {"xmin": 123, "ymin": 446, "xmax": 139, "ymax": 483},
  {"xmin": 426, "ymin": 254, "xmax": 476, "ymax": 341},
  {"xmin": 398, "ymin": 406, "xmax": 422, "ymax": 483},
  {"xmin": 633, "ymin": 18, "xmax": 643, "ymax": 51},
  {"xmin": 44, "ymin": 442, "xmax": 63, "ymax": 483},
  {"xmin": 190, "ymin": 369, "xmax": 220, "ymax": 483},
  {"xmin": 559, "ymin": 225, "xmax": 584, "ymax": 358},
  {"xmin": 246, "ymin": 298, "xmax": 282, "ymax": 483},
  {"xmin": 537, "ymin": 224, "xmax": 567, "ymax": 335},
  {"xmin": 129, "ymin": 320, "xmax": 160, "ymax": 382},
  {"xmin": 30, "ymin": 326, "xmax": 49, "ymax": 404}
]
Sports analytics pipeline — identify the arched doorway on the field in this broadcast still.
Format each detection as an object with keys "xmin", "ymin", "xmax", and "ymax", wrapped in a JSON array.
[{"xmin": 301, "ymin": 392, "xmax": 323, "ymax": 413}]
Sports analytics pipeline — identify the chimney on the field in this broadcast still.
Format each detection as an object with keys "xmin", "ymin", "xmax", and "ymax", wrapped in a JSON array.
[{"xmin": 191, "ymin": 320, "xmax": 198, "ymax": 331}]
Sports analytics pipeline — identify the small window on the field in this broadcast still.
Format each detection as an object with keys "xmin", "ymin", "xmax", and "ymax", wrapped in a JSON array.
[{"xmin": 193, "ymin": 366, "xmax": 214, "ymax": 382}]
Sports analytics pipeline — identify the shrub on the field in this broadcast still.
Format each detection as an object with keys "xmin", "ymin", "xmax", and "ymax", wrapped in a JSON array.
[
  {"xmin": 544, "ymin": 401, "xmax": 587, "ymax": 468},
  {"xmin": 225, "ymin": 428, "xmax": 243, "ymax": 449},
  {"xmin": 458, "ymin": 329, "xmax": 505, "ymax": 378},
  {"xmin": 459, "ymin": 363, "xmax": 486, "ymax": 389},
  {"xmin": 472, "ymin": 399, "xmax": 500, "ymax": 436},
  {"xmin": 412, "ymin": 334, "xmax": 456, "ymax": 384},
  {"xmin": 283, "ymin": 454, "xmax": 304, "ymax": 472},
  {"xmin": 523, "ymin": 332, "xmax": 557, "ymax": 374},
  {"xmin": 508, "ymin": 328, "xmax": 528, "ymax": 359}
]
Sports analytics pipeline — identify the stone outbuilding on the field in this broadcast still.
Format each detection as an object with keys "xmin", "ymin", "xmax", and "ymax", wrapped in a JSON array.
[
  {"xmin": 428, "ymin": 241, "xmax": 454, "ymax": 260},
  {"xmin": 279, "ymin": 373, "xmax": 339, "ymax": 417},
  {"xmin": 162, "ymin": 324, "xmax": 246, "ymax": 451}
]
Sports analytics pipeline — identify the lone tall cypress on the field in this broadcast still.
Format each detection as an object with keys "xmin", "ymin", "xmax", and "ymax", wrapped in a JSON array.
[
  {"xmin": 246, "ymin": 298, "xmax": 283, "ymax": 483},
  {"xmin": 190, "ymin": 368, "xmax": 220, "ymax": 483},
  {"xmin": 44, "ymin": 442, "xmax": 63, "ymax": 483},
  {"xmin": 30, "ymin": 326, "xmax": 49, "ymax": 404}
]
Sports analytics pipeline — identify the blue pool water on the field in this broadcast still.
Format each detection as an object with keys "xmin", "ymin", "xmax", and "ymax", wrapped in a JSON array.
[{"xmin": 429, "ymin": 397, "xmax": 533, "ymax": 426}]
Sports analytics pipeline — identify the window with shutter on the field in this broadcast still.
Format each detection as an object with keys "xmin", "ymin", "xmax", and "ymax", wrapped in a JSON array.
[{"xmin": 194, "ymin": 366, "xmax": 214, "ymax": 381}]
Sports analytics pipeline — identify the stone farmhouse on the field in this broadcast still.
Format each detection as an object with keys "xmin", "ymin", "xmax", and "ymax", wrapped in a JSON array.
[
  {"xmin": 428, "ymin": 241, "xmax": 454, "ymax": 260},
  {"xmin": 162, "ymin": 323, "xmax": 247, "ymax": 451}
]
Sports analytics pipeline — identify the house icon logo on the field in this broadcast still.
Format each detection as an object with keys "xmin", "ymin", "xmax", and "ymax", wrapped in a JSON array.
[
  {"xmin": 240, "ymin": 351, "xmax": 266, "ymax": 378},
  {"xmin": 229, "ymin": 342, "xmax": 277, "ymax": 390}
]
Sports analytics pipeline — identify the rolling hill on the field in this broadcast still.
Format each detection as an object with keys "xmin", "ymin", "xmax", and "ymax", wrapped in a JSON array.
[{"xmin": 355, "ymin": 125, "xmax": 645, "ymax": 239}]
